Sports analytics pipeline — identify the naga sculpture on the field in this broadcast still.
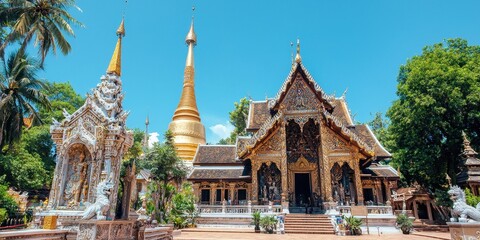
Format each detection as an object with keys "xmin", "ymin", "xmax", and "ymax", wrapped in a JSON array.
[
  {"xmin": 448, "ymin": 185, "xmax": 480, "ymax": 222},
  {"xmin": 82, "ymin": 178, "xmax": 114, "ymax": 220}
]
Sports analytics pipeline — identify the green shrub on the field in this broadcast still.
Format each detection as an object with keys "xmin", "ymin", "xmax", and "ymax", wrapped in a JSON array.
[
  {"xmin": 252, "ymin": 211, "xmax": 261, "ymax": 231},
  {"xmin": 0, "ymin": 208, "xmax": 7, "ymax": 223},
  {"xmin": 344, "ymin": 215, "xmax": 362, "ymax": 235},
  {"xmin": 396, "ymin": 213, "xmax": 413, "ymax": 234},
  {"xmin": 465, "ymin": 188, "xmax": 480, "ymax": 207},
  {"xmin": 259, "ymin": 215, "xmax": 277, "ymax": 234}
]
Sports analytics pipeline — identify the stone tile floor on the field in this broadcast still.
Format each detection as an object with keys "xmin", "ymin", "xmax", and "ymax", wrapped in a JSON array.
[{"xmin": 174, "ymin": 231, "xmax": 451, "ymax": 240}]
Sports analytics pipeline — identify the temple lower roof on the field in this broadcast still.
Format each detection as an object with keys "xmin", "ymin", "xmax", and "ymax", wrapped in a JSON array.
[
  {"xmin": 188, "ymin": 167, "xmax": 249, "ymax": 181},
  {"xmin": 246, "ymin": 100, "xmax": 271, "ymax": 132},
  {"xmin": 193, "ymin": 145, "xmax": 239, "ymax": 165}
]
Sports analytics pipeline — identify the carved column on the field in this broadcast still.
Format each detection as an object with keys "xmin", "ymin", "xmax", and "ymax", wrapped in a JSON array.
[
  {"xmin": 49, "ymin": 144, "xmax": 64, "ymax": 208},
  {"xmin": 426, "ymin": 201, "xmax": 433, "ymax": 221},
  {"xmin": 210, "ymin": 183, "xmax": 217, "ymax": 205},
  {"xmin": 229, "ymin": 183, "xmax": 235, "ymax": 203},
  {"xmin": 384, "ymin": 180, "xmax": 391, "ymax": 201},
  {"xmin": 193, "ymin": 183, "xmax": 200, "ymax": 203},
  {"xmin": 375, "ymin": 180, "xmax": 383, "ymax": 204},
  {"xmin": 251, "ymin": 160, "xmax": 258, "ymax": 204},
  {"xmin": 280, "ymin": 125, "xmax": 288, "ymax": 208},
  {"xmin": 247, "ymin": 183, "xmax": 252, "ymax": 201},
  {"xmin": 353, "ymin": 156, "xmax": 364, "ymax": 205},
  {"xmin": 413, "ymin": 200, "xmax": 419, "ymax": 219}
]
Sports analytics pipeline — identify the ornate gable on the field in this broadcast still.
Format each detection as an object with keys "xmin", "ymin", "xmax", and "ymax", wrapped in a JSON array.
[
  {"xmin": 270, "ymin": 63, "xmax": 334, "ymax": 111},
  {"xmin": 279, "ymin": 72, "xmax": 322, "ymax": 113}
]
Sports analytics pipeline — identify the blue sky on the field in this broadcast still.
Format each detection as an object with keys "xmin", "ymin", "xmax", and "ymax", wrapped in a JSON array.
[{"xmin": 37, "ymin": 1, "xmax": 480, "ymax": 144}]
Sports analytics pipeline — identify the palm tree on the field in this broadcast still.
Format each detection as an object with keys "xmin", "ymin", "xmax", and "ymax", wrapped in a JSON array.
[
  {"xmin": 0, "ymin": 50, "xmax": 51, "ymax": 151},
  {"xmin": 0, "ymin": 0, "xmax": 83, "ymax": 67}
]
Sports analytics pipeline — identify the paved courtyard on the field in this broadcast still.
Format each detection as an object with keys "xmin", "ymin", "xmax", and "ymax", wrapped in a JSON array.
[{"xmin": 174, "ymin": 231, "xmax": 450, "ymax": 240}]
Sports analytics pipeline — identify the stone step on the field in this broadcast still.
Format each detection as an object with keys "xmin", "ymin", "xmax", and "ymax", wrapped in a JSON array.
[
  {"xmin": 284, "ymin": 226, "xmax": 334, "ymax": 230},
  {"xmin": 284, "ymin": 214, "xmax": 334, "ymax": 234},
  {"xmin": 285, "ymin": 229, "xmax": 335, "ymax": 234}
]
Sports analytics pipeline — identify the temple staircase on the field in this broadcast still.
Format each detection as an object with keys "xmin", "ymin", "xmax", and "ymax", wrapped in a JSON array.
[{"xmin": 284, "ymin": 214, "xmax": 335, "ymax": 234}]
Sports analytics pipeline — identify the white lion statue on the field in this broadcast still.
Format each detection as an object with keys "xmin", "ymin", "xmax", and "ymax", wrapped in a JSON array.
[
  {"xmin": 82, "ymin": 178, "xmax": 114, "ymax": 220},
  {"xmin": 448, "ymin": 185, "xmax": 480, "ymax": 222}
]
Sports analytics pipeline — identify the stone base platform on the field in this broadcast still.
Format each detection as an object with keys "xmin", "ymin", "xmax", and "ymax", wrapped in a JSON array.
[{"xmin": 447, "ymin": 222, "xmax": 480, "ymax": 240}]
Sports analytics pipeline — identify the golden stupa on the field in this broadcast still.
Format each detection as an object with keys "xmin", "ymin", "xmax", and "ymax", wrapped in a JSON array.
[{"xmin": 168, "ymin": 17, "xmax": 206, "ymax": 162}]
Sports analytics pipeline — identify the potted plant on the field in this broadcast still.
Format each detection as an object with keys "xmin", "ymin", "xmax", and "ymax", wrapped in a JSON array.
[
  {"xmin": 396, "ymin": 213, "xmax": 413, "ymax": 234},
  {"xmin": 344, "ymin": 215, "xmax": 362, "ymax": 235},
  {"xmin": 260, "ymin": 215, "xmax": 277, "ymax": 234},
  {"xmin": 252, "ymin": 211, "xmax": 261, "ymax": 233}
]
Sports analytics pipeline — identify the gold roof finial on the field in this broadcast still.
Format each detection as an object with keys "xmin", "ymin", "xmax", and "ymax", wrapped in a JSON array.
[
  {"xmin": 107, "ymin": 19, "xmax": 125, "ymax": 76},
  {"xmin": 295, "ymin": 38, "xmax": 302, "ymax": 63},
  {"xmin": 185, "ymin": 6, "xmax": 197, "ymax": 45}
]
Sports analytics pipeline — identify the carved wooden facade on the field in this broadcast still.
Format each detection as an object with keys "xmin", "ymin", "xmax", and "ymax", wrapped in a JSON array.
[{"xmin": 188, "ymin": 62, "xmax": 399, "ymax": 208}]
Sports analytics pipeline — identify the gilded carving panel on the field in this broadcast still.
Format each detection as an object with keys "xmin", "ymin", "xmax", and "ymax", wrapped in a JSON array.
[{"xmin": 280, "ymin": 74, "xmax": 321, "ymax": 113}]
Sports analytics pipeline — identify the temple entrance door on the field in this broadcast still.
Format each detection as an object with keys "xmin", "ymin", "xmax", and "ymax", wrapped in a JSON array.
[{"xmin": 294, "ymin": 173, "xmax": 311, "ymax": 206}]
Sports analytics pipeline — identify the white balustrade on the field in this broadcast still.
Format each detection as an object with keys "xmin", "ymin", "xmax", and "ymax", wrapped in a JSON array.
[{"xmin": 197, "ymin": 205, "xmax": 282, "ymax": 215}]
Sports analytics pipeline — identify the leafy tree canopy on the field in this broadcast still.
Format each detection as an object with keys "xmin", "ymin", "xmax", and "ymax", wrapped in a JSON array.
[
  {"xmin": 39, "ymin": 81, "xmax": 84, "ymax": 124},
  {"xmin": 218, "ymin": 97, "xmax": 250, "ymax": 144},
  {"xmin": 387, "ymin": 38, "xmax": 480, "ymax": 192}
]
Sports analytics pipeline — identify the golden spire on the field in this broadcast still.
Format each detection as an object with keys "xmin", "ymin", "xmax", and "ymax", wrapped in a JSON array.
[
  {"xmin": 168, "ymin": 8, "xmax": 206, "ymax": 162},
  {"xmin": 106, "ymin": 19, "xmax": 125, "ymax": 76},
  {"xmin": 295, "ymin": 39, "xmax": 302, "ymax": 63},
  {"xmin": 172, "ymin": 13, "xmax": 201, "ymax": 122}
]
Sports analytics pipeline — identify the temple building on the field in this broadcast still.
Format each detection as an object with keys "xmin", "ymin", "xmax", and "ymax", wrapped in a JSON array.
[
  {"xmin": 187, "ymin": 41, "xmax": 399, "ymax": 211},
  {"xmin": 168, "ymin": 17, "xmax": 206, "ymax": 163}
]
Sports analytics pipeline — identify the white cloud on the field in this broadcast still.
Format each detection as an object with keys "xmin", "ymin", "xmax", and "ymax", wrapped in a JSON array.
[
  {"xmin": 209, "ymin": 122, "xmax": 234, "ymax": 143},
  {"xmin": 148, "ymin": 132, "xmax": 160, "ymax": 148}
]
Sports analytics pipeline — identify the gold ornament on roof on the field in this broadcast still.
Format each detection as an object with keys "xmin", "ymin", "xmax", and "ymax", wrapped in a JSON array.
[
  {"xmin": 107, "ymin": 19, "xmax": 125, "ymax": 76},
  {"xmin": 295, "ymin": 39, "xmax": 302, "ymax": 63}
]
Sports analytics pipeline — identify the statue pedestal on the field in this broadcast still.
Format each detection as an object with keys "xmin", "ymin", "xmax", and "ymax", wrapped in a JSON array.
[
  {"xmin": 76, "ymin": 220, "xmax": 136, "ymax": 240},
  {"xmin": 447, "ymin": 222, "xmax": 480, "ymax": 240},
  {"xmin": 324, "ymin": 202, "xmax": 339, "ymax": 216}
]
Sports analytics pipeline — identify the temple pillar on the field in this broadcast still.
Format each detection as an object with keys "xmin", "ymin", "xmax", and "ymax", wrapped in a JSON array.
[
  {"xmin": 193, "ymin": 183, "xmax": 200, "ymax": 204},
  {"xmin": 247, "ymin": 183, "xmax": 252, "ymax": 201},
  {"xmin": 252, "ymin": 161, "xmax": 258, "ymax": 204},
  {"xmin": 413, "ymin": 201, "xmax": 419, "ymax": 219},
  {"xmin": 210, "ymin": 183, "xmax": 217, "ymax": 205},
  {"xmin": 353, "ymin": 159, "xmax": 364, "ymax": 205},
  {"xmin": 426, "ymin": 201, "xmax": 433, "ymax": 221},
  {"xmin": 375, "ymin": 180, "xmax": 383, "ymax": 204},
  {"xmin": 229, "ymin": 183, "xmax": 235, "ymax": 204},
  {"xmin": 384, "ymin": 180, "xmax": 391, "ymax": 201}
]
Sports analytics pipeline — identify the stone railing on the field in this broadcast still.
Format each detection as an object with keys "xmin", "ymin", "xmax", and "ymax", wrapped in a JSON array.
[
  {"xmin": 197, "ymin": 202, "xmax": 282, "ymax": 215},
  {"xmin": 337, "ymin": 205, "xmax": 394, "ymax": 215},
  {"xmin": 0, "ymin": 229, "xmax": 70, "ymax": 239}
]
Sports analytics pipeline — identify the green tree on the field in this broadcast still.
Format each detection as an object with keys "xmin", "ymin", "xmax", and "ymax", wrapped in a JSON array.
[
  {"xmin": 0, "ymin": 176, "xmax": 18, "ymax": 217},
  {"xmin": 367, "ymin": 112, "xmax": 392, "ymax": 150},
  {"xmin": 387, "ymin": 38, "xmax": 480, "ymax": 192},
  {"xmin": 39, "ymin": 81, "xmax": 84, "ymax": 124},
  {"xmin": 168, "ymin": 182, "xmax": 197, "ymax": 229},
  {"xmin": 0, "ymin": 145, "xmax": 49, "ymax": 190},
  {"xmin": 0, "ymin": 0, "xmax": 83, "ymax": 66},
  {"xmin": 142, "ymin": 130, "xmax": 188, "ymax": 223},
  {"xmin": 0, "ymin": 51, "xmax": 51, "ymax": 152},
  {"xmin": 218, "ymin": 97, "xmax": 250, "ymax": 144}
]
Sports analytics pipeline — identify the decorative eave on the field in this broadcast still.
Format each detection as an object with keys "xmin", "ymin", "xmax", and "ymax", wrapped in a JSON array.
[
  {"xmin": 269, "ymin": 63, "xmax": 335, "ymax": 111},
  {"xmin": 236, "ymin": 107, "xmax": 375, "ymax": 159},
  {"xmin": 323, "ymin": 109, "xmax": 375, "ymax": 157},
  {"xmin": 237, "ymin": 111, "xmax": 283, "ymax": 158}
]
